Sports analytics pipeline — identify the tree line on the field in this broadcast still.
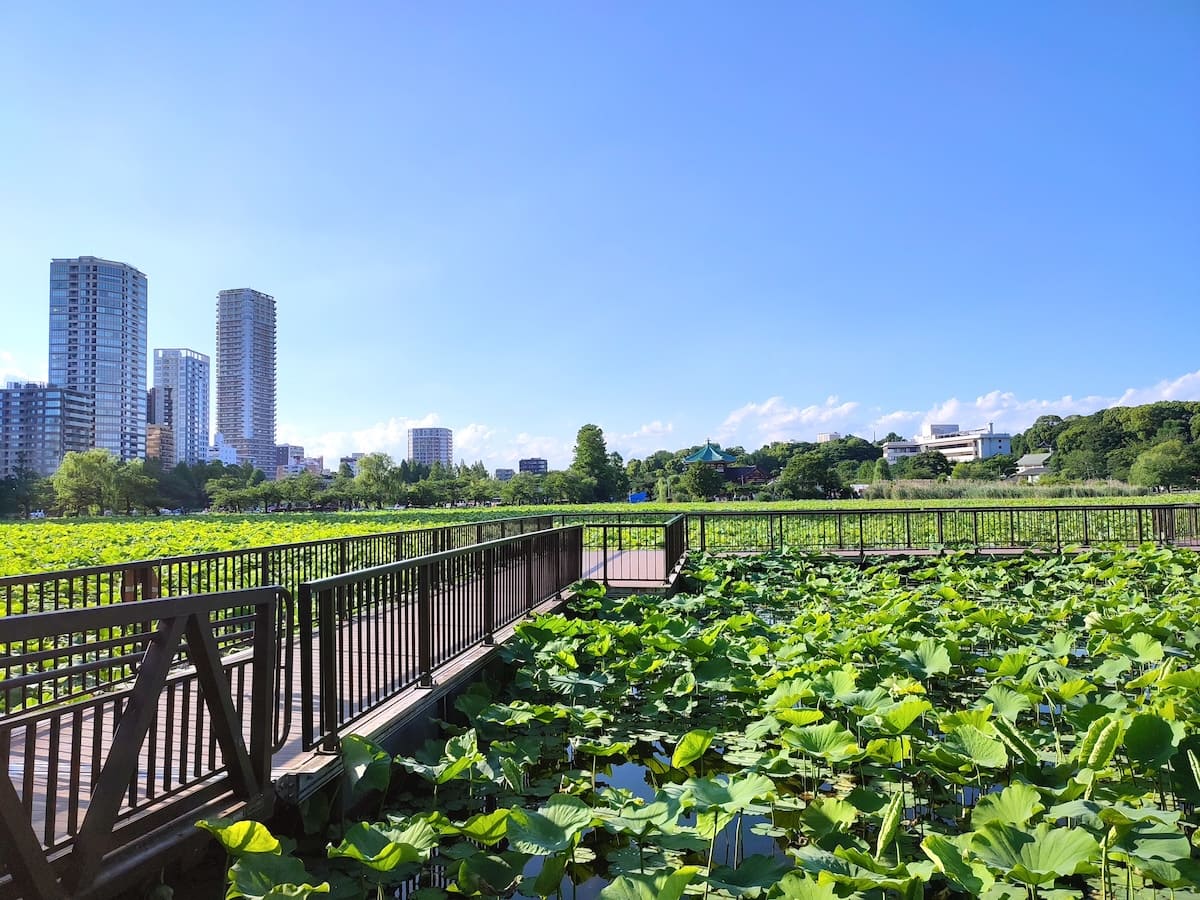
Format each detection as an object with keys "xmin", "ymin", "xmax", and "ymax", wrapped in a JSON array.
[{"xmin": 3, "ymin": 402, "xmax": 1198, "ymax": 517}]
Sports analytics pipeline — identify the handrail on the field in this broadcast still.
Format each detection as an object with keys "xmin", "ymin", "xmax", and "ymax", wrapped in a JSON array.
[
  {"xmin": 0, "ymin": 586, "xmax": 282, "ymax": 900},
  {"xmin": 297, "ymin": 525, "xmax": 584, "ymax": 751}
]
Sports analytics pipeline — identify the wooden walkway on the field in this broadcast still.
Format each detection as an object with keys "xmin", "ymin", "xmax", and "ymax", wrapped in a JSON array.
[{"xmin": 3, "ymin": 545, "xmax": 675, "ymax": 897}]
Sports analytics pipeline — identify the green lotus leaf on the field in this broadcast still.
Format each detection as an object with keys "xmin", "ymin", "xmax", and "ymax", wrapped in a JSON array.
[
  {"xmin": 874, "ymin": 790, "xmax": 904, "ymax": 859},
  {"xmin": 1074, "ymin": 714, "xmax": 1122, "ymax": 771},
  {"xmin": 455, "ymin": 852, "xmax": 524, "ymax": 895},
  {"xmin": 782, "ymin": 721, "xmax": 864, "ymax": 763},
  {"xmin": 775, "ymin": 708, "xmax": 824, "ymax": 727},
  {"xmin": 921, "ymin": 833, "xmax": 994, "ymax": 895},
  {"xmin": 873, "ymin": 698, "xmax": 932, "ymax": 735},
  {"xmin": 458, "ymin": 809, "xmax": 510, "ymax": 846},
  {"xmin": 899, "ymin": 638, "xmax": 951, "ymax": 680},
  {"xmin": 969, "ymin": 822, "xmax": 1099, "ymax": 886},
  {"xmin": 970, "ymin": 783, "xmax": 1044, "ymax": 828},
  {"xmin": 196, "ymin": 818, "xmax": 281, "ymax": 857},
  {"xmin": 774, "ymin": 872, "xmax": 839, "ymax": 899},
  {"xmin": 597, "ymin": 866, "xmax": 700, "ymax": 900},
  {"xmin": 327, "ymin": 818, "xmax": 437, "ymax": 872},
  {"xmin": 799, "ymin": 796, "xmax": 857, "ymax": 840},
  {"xmin": 1122, "ymin": 632, "xmax": 1164, "ymax": 664},
  {"xmin": 706, "ymin": 854, "xmax": 794, "ymax": 895},
  {"xmin": 671, "ymin": 728, "xmax": 715, "ymax": 769},
  {"xmin": 1124, "ymin": 713, "xmax": 1183, "ymax": 767},
  {"xmin": 506, "ymin": 794, "xmax": 593, "ymax": 854},
  {"xmin": 260, "ymin": 886, "xmax": 331, "ymax": 900},
  {"xmin": 227, "ymin": 852, "xmax": 327, "ymax": 900},
  {"xmin": 340, "ymin": 735, "xmax": 391, "ymax": 805},
  {"xmin": 684, "ymin": 773, "xmax": 774, "ymax": 812},
  {"xmin": 925, "ymin": 725, "xmax": 1008, "ymax": 770}
]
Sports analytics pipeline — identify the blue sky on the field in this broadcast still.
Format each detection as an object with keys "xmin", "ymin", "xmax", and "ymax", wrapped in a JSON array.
[{"xmin": 1, "ymin": 2, "xmax": 1197, "ymax": 469}]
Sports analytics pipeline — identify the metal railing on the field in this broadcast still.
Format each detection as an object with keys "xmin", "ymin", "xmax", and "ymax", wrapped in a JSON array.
[
  {"xmin": 687, "ymin": 504, "xmax": 1200, "ymax": 553},
  {"xmin": 0, "ymin": 587, "xmax": 283, "ymax": 900},
  {"xmin": 297, "ymin": 526, "xmax": 583, "ymax": 751},
  {"xmin": 578, "ymin": 515, "xmax": 687, "ymax": 586},
  {"xmin": 0, "ymin": 515, "xmax": 554, "ymax": 618}
]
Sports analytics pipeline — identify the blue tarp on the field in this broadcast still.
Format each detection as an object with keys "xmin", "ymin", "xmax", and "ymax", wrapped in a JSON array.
[{"xmin": 628, "ymin": 491, "xmax": 649, "ymax": 503}]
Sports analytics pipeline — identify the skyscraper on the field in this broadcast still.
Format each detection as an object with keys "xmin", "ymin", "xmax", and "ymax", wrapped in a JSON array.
[
  {"xmin": 48, "ymin": 256, "xmax": 148, "ymax": 461},
  {"xmin": 215, "ymin": 289, "xmax": 276, "ymax": 474},
  {"xmin": 152, "ymin": 348, "xmax": 210, "ymax": 466},
  {"xmin": 408, "ymin": 427, "xmax": 453, "ymax": 468},
  {"xmin": 0, "ymin": 382, "xmax": 93, "ymax": 476}
]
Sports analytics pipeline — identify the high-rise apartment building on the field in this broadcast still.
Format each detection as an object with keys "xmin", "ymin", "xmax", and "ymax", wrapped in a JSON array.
[
  {"xmin": 408, "ymin": 427, "xmax": 453, "ymax": 468},
  {"xmin": 152, "ymin": 348, "xmax": 210, "ymax": 466},
  {"xmin": 215, "ymin": 289, "xmax": 276, "ymax": 475},
  {"xmin": 48, "ymin": 256, "xmax": 148, "ymax": 460},
  {"xmin": 0, "ymin": 382, "xmax": 93, "ymax": 476}
]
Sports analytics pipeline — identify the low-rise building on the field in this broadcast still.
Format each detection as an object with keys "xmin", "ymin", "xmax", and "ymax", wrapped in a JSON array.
[
  {"xmin": 0, "ymin": 382, "xmax": 93, "ymax": 476},
  {"xmin": 209, "ymin": 432, "xmax": 240, "ymax": 466},
  {"xmin": 882, "ymin": 440, "xmax": 921, "ymax": 465},
  {"xmin": 915, "ymin": 423, "xmax": 1011, "ymax": 464},
  {"xmin": 518, "ymin": 457, "xmax": 548, "ymax": 475},
  {"xmin": 1012, "ymin": 452, "xmax": 1052, "ymax": 483},
  {"xmin": 495, "ymin": 468, "xmax": 515, "ymax": 482}
]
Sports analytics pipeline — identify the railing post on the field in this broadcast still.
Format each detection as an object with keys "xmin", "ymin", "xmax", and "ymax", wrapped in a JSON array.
[
  {"xmin": 936, "ymin": 511, "xmax": 944, "ymax": 545},
  {"xmin": 418, "ymin": 564, "xmax": 433, "ymax": 687},
  {"xmin": 250, "ymin": 592, "xmax": 276, "ymax": 789},
  {"xmin": 260, "ymin": 549, "xmax": 270, "ymax": 589},
  {"xmin": 1055, "ymin": 509, "xmax": 1062, "ymax": 553},
  {"xmin": 1009, "ymin": 510, "xmax": 1015, "ymax": 547},
  {"xmin": 1082, "ymin": 507, "xmax": 1090, "ymax": 547},
  {"xmin": 477, "ymin": 523, "xmax": 484, "ymax": 545},
  {"xmin": 699, "ymin": 514, "xmax": 706, "ymax": 552},
  {"xmin": 554, "ymin": 532, "xmax": 563, "ymax": 597},
  {"xmin": 337, "ymin": 540, "xmax": 348, "ymax": 575},
  {"xmin": 602, "ymin": 526, "xmax": 609, "ymax": 585},
  {"xmin": 905, "ymin": 511, "xmax": 912, "ymax": 549},
  {"xmin": 525, "ymin": 538, "xmax": 535, "ymax": 615},
  {"xmin": 769, "ymin": 514, "xmax": 776, "ymax": 552},
  {"xmin": 858, "ymin": 512, "xmax": 864, "ymax": 554},
  {"xmin": 318, "ymin": 587, "xmax": 339, "ymax": 751},
  {"xmin": 836, "ymin": 513, "xmax": 844, "ymax": 550},
  {"xmin": 973, "ymin": 510, "xmax": 980, "ymax": 551},
  {"xmin": 483, "ymin": 548, "xmax": 496, "ymax": 644}
]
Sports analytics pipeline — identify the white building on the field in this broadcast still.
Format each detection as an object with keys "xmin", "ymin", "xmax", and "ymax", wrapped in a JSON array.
[
  {"xmin": 152, "ymin": 348, "xmax": 210, "ymax": 466},
  {"xmin": 816, "ymin": 432, "xmax": 841, "ymax": 443},
  {"xmin": 882, "ymin": 440, "xmax": 921, "ymax": 465},
  {"xmin": 209, "ymin": 432, "xmax": 240, "ymax": 466},
  {"xmin": 884, "ymin": 423, "xmax": 1012, "ymax": 467},
  {"xmin": 408, "ymin": 427, "xmax": 453, "ymax": 467},
  {"xmin": 914, "ymin": 423, "xmax": 1011, "ymax": 464}
]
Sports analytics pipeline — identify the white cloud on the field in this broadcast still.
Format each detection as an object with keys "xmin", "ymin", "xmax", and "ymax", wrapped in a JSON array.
[
  {"xmin": 611, "ymin": 420, "xmax": 675, "ymax": 459},
  {"xmin": 713, "ymin": 369, "xmax": 1200, "ymax": 448},
  {"xmin": 717, "ymin": 396, "xmax": 860, "ymax": 445},
  {"xmin": 0, "ymin": 350, "xmax": 44, "ymax": 386},
  {"xmin": 270, "ymin": 368, "xmax": 1200, "ymax": 471}
]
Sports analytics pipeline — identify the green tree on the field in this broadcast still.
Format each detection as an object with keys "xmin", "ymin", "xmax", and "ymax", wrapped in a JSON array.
[
  {"xmin": 1128, "ymin": 440, "xmax": 1200, "ymax": 489},
  {"xmin": 873, "ymin": 458, "xmax": 893, "ymax": 482},
  {"xmin": 500, "ymin": 472, "xmax": 541, "ymax": 505},
  {"xmin": 114, "ymin": 459, "xmax": 159, "ymax": 513},
  {"xmin": 682, "ymin": 463, "xmax": 725, "ymax": 500},
  {"xmin": 355, "ymin": 453, "xmax": 397, "ymax": 508},
  {"xmin": 775, "ymin": 452, "xmax": 842, "ymax": 499},
  {"xmin": 895, "ymin": 451, "xmax": 952, "ymax": 480},
  {"xmin": 570, "ymin": 424, "xmax": 622, "ymax": 501},
  {"xmin": 51, "ymin": 449, "xmax": 119, "ymax": 515}
]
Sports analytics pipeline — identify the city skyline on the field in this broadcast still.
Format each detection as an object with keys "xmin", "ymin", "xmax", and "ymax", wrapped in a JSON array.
[{"xmin": 1, "ymin": 5, "xmax": 1196, "ymax": 470}]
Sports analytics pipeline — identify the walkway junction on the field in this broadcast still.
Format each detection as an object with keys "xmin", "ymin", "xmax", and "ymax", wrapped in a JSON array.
[{"xmin": 1, "ymin": 504, "xmax": 1197, "ymax": 898}]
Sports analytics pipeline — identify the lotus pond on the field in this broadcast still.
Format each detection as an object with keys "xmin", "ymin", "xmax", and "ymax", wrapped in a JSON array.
[{"xmin": 202, "ymin": 544, "xmax": 1200, "ymax": 899}]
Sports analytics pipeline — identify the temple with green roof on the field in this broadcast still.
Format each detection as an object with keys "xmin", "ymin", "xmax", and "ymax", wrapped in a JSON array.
[{"xmin": 683, "ymin": 440, "xmax": 737, "ymax": 466}]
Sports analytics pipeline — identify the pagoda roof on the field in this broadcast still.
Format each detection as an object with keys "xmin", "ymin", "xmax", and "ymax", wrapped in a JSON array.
[{"xmin": 684, "ymin": 441, "xmax": 736, "ymax": 464}]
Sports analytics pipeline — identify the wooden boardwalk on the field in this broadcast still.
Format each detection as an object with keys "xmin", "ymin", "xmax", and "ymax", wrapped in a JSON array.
[{"xmin": 3, "ymin": 545, "xmax": 674, "ymax": 895}]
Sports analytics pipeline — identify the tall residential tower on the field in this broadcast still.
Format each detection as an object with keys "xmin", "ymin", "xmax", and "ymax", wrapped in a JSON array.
[
  {"xmin": 48, "ymin": 256, "xmax": 148, "ymax": 460},
  {"xmin": 152, "ymin": 348, "xmax": 210, "ymax": 466},
  {"xmin": 408, "ymin": 427, "xmax": 453, "ymax": 468},
  {"xmin": 215, "ymin": 289, "xmax": 276, "ymax": 474}
]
